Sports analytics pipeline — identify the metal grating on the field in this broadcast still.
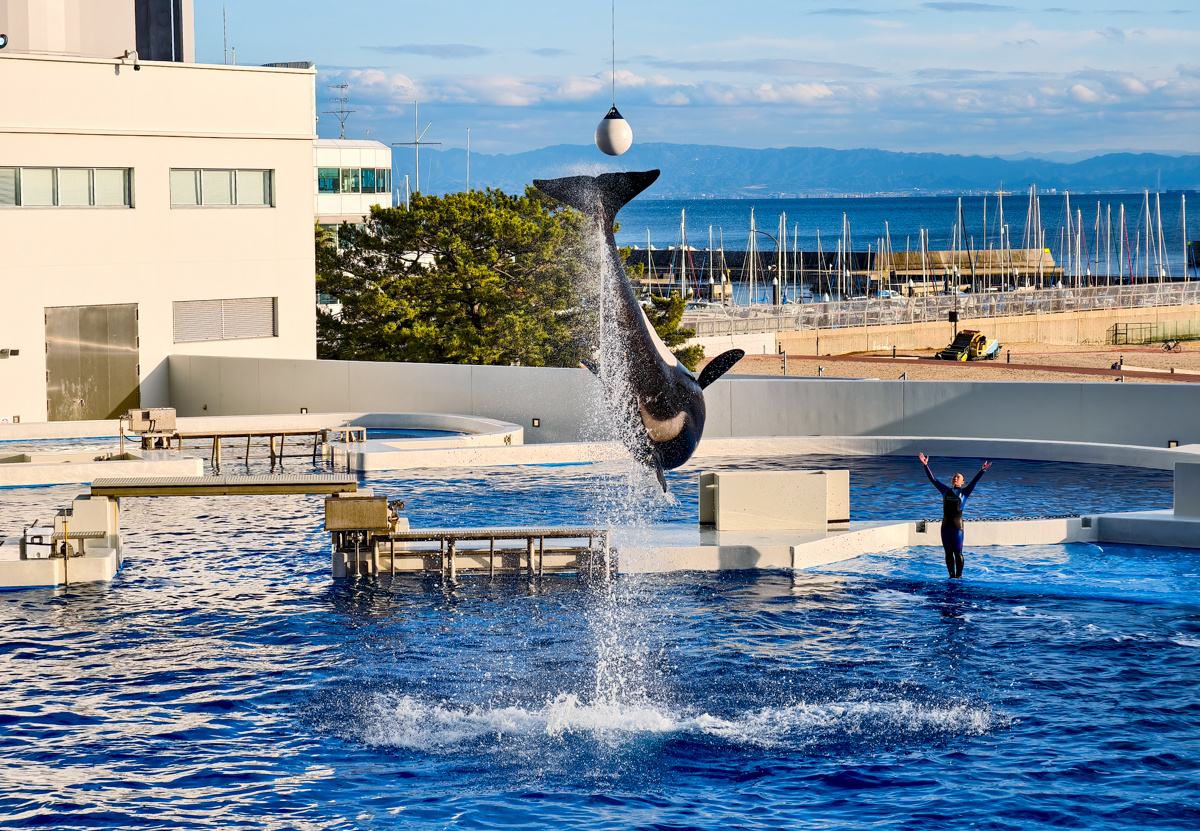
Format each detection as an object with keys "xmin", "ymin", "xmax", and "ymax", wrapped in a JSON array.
[
  {"xmin": 386, "ymin": 527, "xmax": 607, "ymax": 539},
  {"xmin": 91, "ymin": 474, "xmax": 358, "ymax": 497}
]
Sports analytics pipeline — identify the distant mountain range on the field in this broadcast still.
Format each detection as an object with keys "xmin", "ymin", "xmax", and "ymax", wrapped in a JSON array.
[{"xmin": 412, "ymin": 143, "xmax": 1200, "ymax": 198}]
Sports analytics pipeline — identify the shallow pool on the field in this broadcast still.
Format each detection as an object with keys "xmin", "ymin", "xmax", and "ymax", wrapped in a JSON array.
[{"xmin": 0, "ymin": 456, "xmax": 1196, "ymax": 829}]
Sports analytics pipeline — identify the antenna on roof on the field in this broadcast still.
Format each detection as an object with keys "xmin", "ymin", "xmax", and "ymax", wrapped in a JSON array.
[{"xmin": 323, "ymin": 84, "xmax": 355, "ymax": 140}]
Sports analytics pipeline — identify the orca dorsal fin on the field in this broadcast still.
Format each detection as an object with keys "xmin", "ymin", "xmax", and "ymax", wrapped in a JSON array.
[{"xmin": 697, "ymin": 349, "xmax": 745, "ymax": 389}]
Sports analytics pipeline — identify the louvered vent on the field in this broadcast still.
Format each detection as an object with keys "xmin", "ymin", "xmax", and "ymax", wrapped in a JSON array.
[{"xmin": 173, "ymin": 297, "xmax": 276, "ymax": 342}]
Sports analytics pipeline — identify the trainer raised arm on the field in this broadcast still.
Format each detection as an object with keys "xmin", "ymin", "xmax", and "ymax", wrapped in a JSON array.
[{"xmin": 919, "ymin": 454, "xmax": 992, "ymax": 579}]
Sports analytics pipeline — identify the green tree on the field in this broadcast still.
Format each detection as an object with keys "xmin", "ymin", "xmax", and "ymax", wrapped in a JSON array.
[
  {"xmin": 316, "ymin": 188, "xmax": 592, "ymax": 367},
  {"xmin": 643, "ymin": 291, "xmax": 705, "ymax": 371}
]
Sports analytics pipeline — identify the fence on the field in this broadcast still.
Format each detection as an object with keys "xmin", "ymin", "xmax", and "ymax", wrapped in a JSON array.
[
  {"xmin": 684, "ymin": 283, "xmax": 1200, "ymax": 337},
  {"xmin": 1109, "ymin": 319, "xmax": 1200, "ymax": 346}
]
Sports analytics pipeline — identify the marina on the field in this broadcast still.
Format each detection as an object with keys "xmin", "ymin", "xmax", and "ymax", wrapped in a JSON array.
[{"xmin": 620, "ymin": 190, "xmax": 1199, "ymax": 304}]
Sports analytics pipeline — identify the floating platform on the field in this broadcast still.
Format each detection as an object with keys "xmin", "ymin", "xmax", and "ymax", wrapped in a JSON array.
[{"xmin": 91, "ymin": 474, "xmax": 358, "ymax": 498}]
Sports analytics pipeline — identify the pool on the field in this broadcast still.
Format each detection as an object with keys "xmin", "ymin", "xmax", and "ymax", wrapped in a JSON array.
[
  {"xmin": 365, "ymin": 428, "xmax": 468, "ymax": 440},
  {"xmin": 0, "ymin": 456, "xmax": 1196, "ymax": 829}
]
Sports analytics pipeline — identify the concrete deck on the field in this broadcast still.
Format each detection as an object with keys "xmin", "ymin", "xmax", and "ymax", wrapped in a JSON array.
[
  {"xmin": 0, "ymin": 452, "xmax": 203, "ymax": 488},
  {"xmin": 620, "ymin": 509, "xmax": 1200, "ymax": 575}
]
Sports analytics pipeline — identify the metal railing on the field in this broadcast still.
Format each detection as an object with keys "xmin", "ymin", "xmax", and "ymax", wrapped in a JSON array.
[
  {"xmin": 683, "ymin": 283, "xmax": 1200, "ymax": 337},
  {"xmin": 1109, "ymin": 319, "xmax": 1200, "ymax": 345}
]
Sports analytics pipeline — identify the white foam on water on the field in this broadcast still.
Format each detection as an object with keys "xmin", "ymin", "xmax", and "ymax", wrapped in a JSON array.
[{"xmin": 360, "ymin": 692, "xmax": 1001, "ymax": 752}]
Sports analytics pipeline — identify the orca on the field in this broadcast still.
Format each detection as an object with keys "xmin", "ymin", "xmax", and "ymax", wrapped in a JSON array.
[{"xmin": 533, "ymin": 169, "xmax": 744, "ymax": 491}]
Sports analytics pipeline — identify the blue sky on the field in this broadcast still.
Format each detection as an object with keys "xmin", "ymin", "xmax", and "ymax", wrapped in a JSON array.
[{"xmin": 197, "ymin": 1, "xmax": 1199, "ymax": 158}]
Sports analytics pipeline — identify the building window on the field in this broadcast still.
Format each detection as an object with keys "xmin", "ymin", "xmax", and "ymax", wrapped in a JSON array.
[
  {"xmin": 173, "ymin": 297, "xmax": 278, "ymax": 342},
  {"xmin": 0, "ymin": 168, "xmax": 133, "ymax": 207},
  {"xmin": 202, "ymin": 170, "xmax": 233, "ymax": 206},
  {"xmin": 320, "ymin": 167, "xmax": 392, "ymax": 196},
  {"xmin": 317, "ymin": 167, "xmax": 339, "ymax": 194},
  {"xmin": 170, "ymin": 169, "xmax": 275, "ymax": 207}
]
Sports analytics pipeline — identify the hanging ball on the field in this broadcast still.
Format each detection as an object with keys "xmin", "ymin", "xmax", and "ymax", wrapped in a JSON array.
[{"xmin": 595, "ymin": 106, "xmax": 633, "ymax": 156}]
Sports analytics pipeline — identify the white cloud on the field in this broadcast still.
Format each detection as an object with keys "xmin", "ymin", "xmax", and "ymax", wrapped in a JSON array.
[
  {"xmin": 1069, "ymin": 84, "xmax": 1102, "ymax": 103},
  {"xmin": 1120, "ymin": 77, "xmax": 1150, "ymax": 95}
]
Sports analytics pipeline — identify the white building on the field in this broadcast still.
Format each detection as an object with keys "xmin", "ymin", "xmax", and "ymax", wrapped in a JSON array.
[
  {"xmin": 315, "ymin": 139, "xmax": 393, "ymax": 228},
  {"xmin": 0, "ymin": 0, "xmax": 317, "ymax": 423}
]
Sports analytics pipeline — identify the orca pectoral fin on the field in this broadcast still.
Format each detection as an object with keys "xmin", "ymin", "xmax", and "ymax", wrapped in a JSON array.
[
  {"xmin": 697, "ymin": 349, "xmax": 746, "ymax": 389},
  {"xmin": 650, "ymin": 449, "xmax": 668, "ymax": 493}
]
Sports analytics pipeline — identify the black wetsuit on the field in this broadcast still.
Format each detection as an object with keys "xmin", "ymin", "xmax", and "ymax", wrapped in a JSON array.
[{"xmin": 923, "ymin": 463, "xmax": 986, "ymax": 578}]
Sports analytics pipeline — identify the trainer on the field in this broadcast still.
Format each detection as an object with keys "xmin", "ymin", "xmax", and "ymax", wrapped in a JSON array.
[{"xmin": 919, "ymin": 453, "xmax": 992, "ymax": 579}]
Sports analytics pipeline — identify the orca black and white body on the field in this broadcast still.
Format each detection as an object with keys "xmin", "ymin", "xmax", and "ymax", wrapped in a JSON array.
[{"xmin": 533, "ymin": 170, "xmax": 744, "ymax": 490}]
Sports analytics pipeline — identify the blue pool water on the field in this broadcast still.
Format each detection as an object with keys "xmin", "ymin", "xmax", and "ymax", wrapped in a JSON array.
[
  {"xmin": 366, "ymin": 428, "xmax": 466, "ymax": 440},
  {"xmin": 1, "ymin": 455, "xmax": 1197, "ymax": 829}
]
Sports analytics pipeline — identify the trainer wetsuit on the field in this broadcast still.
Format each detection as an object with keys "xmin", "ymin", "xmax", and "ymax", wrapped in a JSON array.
[{"xmin": 923, "ymin": 463, "xmax": 986, "ymax": 578}]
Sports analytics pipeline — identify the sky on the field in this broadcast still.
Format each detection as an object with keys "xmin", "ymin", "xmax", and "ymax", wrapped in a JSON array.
[{"xmin": 196, "ymin": 1, "xmax": 1200, "ymax": 159}]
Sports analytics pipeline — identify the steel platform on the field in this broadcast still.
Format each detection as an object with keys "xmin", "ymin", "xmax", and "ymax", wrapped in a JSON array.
[{"xmin": 90, "ymin": 474, "xmax": 358, "ymax": 497}]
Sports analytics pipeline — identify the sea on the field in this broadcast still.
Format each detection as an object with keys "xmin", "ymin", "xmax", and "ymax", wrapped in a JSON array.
[{"xmin": 614, "ymin": 193, "xmax": 1200, "ymax": 278}]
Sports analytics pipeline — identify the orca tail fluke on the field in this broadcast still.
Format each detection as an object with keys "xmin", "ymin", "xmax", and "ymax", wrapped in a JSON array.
[{"xmin": 534, "ymin": 170, "xmax": 660, "ymax": 226}]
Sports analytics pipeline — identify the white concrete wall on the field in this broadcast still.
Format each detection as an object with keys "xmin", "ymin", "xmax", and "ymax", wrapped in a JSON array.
[
  {"xmin": 0, "ymin": 0, "xmax": 138, "ymax": 59},
  {"xmin": 165, "ymin": 355, "xmax": 1200, "ymax": 451},
  {"xmin": 0, "ymin": 54, "xmax": 317, "ymax": 422},
  {"xmin": 167, "ymin": 356, "xmax": 599, "ymax": 445}
]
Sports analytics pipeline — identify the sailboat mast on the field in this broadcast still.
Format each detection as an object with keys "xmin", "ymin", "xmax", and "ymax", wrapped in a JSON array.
[
  {"xmin": 748, "ymin": 208, "xmax": 757, "ymax": 304},
  {"xmin": 647, "ymin": 229, "xmax": 654, "ymax": 291},
  {"xmin": 996, "ymin": 187, "xmax": 1005, "ymax": 285},
  {"xmin": 1080, "ymin": 208, "xmax": 1089, "ymax": 287},
  {"xmin": 794, "ymin": 223, "xmax": 801, "ymax": 301},
  {"xmin": 700, "ymin": 225, "xmax": 710, "ymax": 300},
  {"xmin": 1155, "ymin": 193, "xmax": 1167, "ymax": 280},
  {"xmin": 1106, "ymin": 204, "xmax": 1112, "ymax": 283},
  {"xmin": 778, "ymin": 212, "xmax": 786, "ymax": 304},
  {"xmin": 816, "ymin": 229, "xmax": 824, "ymax": 298},
  {"xmin": 1117, "ymin": 205, "xmax": 1122, "ymax": 282}
]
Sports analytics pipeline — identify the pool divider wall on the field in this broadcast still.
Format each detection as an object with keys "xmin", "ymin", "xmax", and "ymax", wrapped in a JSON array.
[
  {"xmin": 1175, "ymin": 463, "xmax": 1200, "ymax": 517},
  {"xmin": 699, "ymin": 470, "xmax": 849, "ymax": 531},
  {"xmin": 164, "ymin": 355, "xmax": 1200, "ymax": 450}
]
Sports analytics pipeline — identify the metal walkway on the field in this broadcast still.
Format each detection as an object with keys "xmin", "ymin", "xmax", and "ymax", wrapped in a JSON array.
[{"xmin": 91, "ymin": 474, "xmax": 358, "ymax": 497}]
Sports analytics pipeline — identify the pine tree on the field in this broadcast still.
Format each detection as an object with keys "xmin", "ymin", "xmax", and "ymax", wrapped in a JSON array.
[
  {"xmin": 642, "ymin": 291, "xmax": 704, "ymax": 371},
  {"xmin": 316, "ymin": 188, "xmax": 592, "ymax": 367}
]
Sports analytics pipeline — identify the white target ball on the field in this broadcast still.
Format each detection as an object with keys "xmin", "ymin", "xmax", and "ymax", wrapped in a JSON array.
[{"xmin": 595, "ymin": 106, "xmax": 633, "ymax": 156}]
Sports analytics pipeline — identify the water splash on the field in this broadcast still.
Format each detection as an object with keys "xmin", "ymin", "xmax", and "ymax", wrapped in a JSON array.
[{"xmin": 359, "ymin": 692, "xmax": 1002, "ymax": 752}]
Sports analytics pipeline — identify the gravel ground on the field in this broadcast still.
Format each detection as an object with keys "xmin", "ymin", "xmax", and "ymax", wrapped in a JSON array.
[{"xmin": 709, "ymin": 341, "xmax": 1200, "ymax": 383}]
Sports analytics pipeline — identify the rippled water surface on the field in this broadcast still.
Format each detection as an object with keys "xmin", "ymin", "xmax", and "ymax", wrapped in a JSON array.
[{"xmin": 1, "ymin": 454, "xmax": 1197, "ymax": 829}]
